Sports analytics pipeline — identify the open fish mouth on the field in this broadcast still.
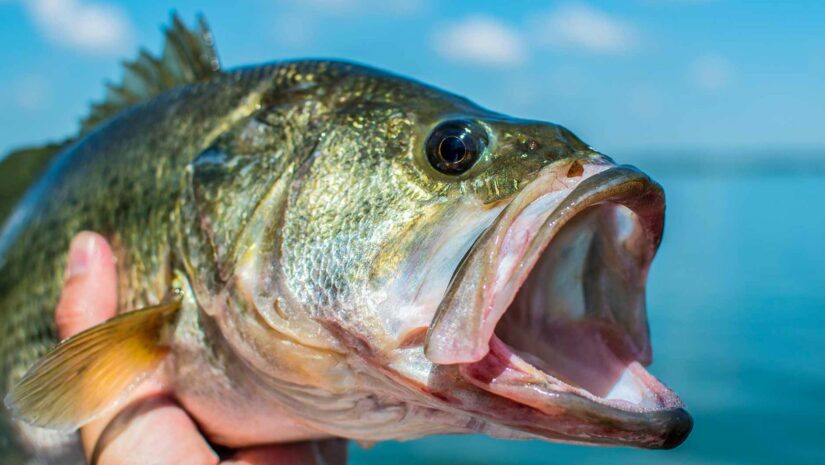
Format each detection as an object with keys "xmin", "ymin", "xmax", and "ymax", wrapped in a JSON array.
[{"xmin": 425, "ymin": 161, "xmax": 692, "ymax": 449}]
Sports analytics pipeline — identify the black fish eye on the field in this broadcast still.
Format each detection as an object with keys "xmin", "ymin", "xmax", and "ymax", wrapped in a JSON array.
[{"xmin": 426, "ymin": 120, "xmax": 487, "ymax": 175}]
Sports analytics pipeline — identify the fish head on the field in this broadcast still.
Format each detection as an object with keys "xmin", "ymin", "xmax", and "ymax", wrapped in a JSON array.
[{"xmin": 247, "ymin": 66, "xmax": 690, "ymax": 448}]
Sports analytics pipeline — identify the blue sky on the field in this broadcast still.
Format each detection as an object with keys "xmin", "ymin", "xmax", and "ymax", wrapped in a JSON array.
[{"xmin": 1, "ymin": 0, "xmax": 824, "ymax": 157}]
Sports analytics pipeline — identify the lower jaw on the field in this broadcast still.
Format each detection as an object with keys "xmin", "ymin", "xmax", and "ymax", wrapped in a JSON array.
[{"xmin": 457, "ymin": 337, "xmax": 691, "ymax": 449}]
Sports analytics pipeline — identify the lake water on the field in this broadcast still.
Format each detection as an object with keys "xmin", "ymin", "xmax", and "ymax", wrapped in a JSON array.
[{"xmin": 351, "ymin": 172, "xmax": 825, "ymax": 465}]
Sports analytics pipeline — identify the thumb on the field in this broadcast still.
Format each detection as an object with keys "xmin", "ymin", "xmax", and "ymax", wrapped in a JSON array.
[{"xmin": 55, "ymin": 231, "xmax": 118, "ymax": 339}]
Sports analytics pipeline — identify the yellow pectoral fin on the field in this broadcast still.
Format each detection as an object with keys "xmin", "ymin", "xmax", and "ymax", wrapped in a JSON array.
[{"xmin": 3, "ymin": 302, "xmax": 180, "ymax": 431}]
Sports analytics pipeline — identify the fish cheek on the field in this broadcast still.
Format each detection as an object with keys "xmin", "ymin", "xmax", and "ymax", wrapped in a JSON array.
[
  {"xmin": 277, "ymin": 125, "xmax": 424, "ymax": 346},
  {"xmin": 366, "ymin": 200, "xmax": 503, "ymax": 346}
]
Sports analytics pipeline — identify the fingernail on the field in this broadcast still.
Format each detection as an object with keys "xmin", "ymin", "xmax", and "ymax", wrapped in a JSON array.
[{"xmin": 66, "ymin": 233, "xmax": 97, "ymax": 280}]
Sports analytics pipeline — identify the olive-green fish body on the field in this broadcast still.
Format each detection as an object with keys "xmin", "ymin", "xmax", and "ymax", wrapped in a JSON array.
[{"xmin": 0, "ymin": 16, "xmax": 691, "ymax": 465}]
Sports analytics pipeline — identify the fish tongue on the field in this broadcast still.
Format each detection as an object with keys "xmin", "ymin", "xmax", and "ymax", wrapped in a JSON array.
[
  {"xmin": 462, "ymin": 329, "xmax": 685, "ymax": 414},
  {"xmin": 458, "ymin": 336, "xmax": 678, "ymax": 423},
  {"xmin": 458, "ymin": 337, "xmax": 569, "ymax": 415},
  {"xmin": 497, "ymin": 316, "xmax": 636, "ymax": 398}
]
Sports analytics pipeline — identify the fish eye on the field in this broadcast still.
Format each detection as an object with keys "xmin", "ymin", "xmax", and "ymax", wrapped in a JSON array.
[{"xmin": 426, "ymin": 120, "xmax": 487, "ymax": 175}]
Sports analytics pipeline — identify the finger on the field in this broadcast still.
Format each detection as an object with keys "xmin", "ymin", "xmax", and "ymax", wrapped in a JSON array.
[
  {"xmin": 224, "ymin": 439, "xmax": 348, "ymax": 465},
  {"xmin": 55, "ymin": 231, "xmax": 118, "ymax": 339},
  {"xmin": 51, "ymin": 233, "xmax": 213, "ymax": 463},
  {"xmin": 53, "ymin": 233, "xmax": 339, "ymax": 465},
  {"xmin": 89, "ymin": 394, "xmax": 218, "ymax": 465}
]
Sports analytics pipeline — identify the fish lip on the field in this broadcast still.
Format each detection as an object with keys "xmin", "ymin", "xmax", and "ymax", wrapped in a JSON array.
[
  {"xmin": 659, "ymin": 407, "xmax": 693, "ymax": 449},
  {"xmin": 424, "ymin": 162, "xmax": 690, "ymax": 447}
]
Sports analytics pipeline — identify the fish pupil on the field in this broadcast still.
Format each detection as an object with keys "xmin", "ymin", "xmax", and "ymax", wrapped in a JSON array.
[
  {"xmin": 439, "ymin": 136, "xmax": 467, "ymax": 164},
  {"xmin": 426, "ymin": 120, "xmax": 487, "ymax": 175}
]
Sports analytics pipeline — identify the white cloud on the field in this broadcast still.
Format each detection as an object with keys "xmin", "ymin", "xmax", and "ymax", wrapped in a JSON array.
[
  {"xmin": 533, "ymin": 4, "xmax": 638, "ymax": 54},
  {"xmin": 23, "ymin": 0, "xmax": 134, "ymax": 56},
  {"xmin": 690, "ymin": 54, "xmax": 733, "ymax": 91},
  {"xmin": 431, "ymin": 15, "xmax": 526, "ymax": 67}
]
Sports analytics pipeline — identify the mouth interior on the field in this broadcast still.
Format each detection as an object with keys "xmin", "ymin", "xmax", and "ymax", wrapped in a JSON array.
[{"xmin": 495, "ymin": 202, "xmax": 660, "ymax": 408}]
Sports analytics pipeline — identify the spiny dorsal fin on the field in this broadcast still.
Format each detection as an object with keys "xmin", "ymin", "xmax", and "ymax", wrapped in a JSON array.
[
  {"xmin": 80, "ymin": 13, "xmax": 221, "ymax": 133},
  {"xmin": 0, "ymin": 15, "xmax": 220, "ymax": 221}
]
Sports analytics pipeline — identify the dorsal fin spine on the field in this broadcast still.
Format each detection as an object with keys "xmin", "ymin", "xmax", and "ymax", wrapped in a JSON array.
[
  {"xmin": 1, "ymin": 14, "xmax": 221, "ymax": 226},
  {"xmin": 80, "ymin": 13, "xmax": 221, "ymax": 133}
]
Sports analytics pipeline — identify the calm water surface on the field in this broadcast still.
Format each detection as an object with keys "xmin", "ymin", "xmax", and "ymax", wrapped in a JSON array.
[{"xmin": 351, "ymin": 173, "xmax": 825, "ymax": 465}]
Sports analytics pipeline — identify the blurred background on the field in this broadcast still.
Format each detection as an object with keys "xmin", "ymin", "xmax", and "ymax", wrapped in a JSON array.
[{"xmin": 1, "ymin": 1, "xmax": 823, "ymax": 464}]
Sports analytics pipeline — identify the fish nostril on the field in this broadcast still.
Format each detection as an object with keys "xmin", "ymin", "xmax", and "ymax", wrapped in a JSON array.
[{"xmin": 567, "ymin": 161, "xmax": 584, "ymax": 178}]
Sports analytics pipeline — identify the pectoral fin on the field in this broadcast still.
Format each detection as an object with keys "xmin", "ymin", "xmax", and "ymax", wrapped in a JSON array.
[{"xmin": 3, "ymin": 302, "xmax": 180, "ymax": 431}]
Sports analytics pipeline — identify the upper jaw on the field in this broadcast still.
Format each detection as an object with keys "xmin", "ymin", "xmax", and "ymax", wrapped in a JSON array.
[{"xmin": 423, "ymin": 160, "xmax": 691, "ymax": 448}]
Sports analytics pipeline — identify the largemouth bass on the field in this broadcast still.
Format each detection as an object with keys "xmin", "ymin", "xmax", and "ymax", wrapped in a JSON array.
[{"xmin": 0, "ymin": 15, "xmax": 691, "ymax": 464}]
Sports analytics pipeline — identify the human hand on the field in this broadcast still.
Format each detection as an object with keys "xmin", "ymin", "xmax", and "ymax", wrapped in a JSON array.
[{"xmin": 56, "ymin": 231, "xmax": 347, "ymax": 465}]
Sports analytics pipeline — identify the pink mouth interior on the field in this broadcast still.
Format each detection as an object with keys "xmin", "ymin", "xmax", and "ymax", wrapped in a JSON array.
[{"xmin": 492, "ymin": 202, "xmax": 669, "ymax": 408}]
